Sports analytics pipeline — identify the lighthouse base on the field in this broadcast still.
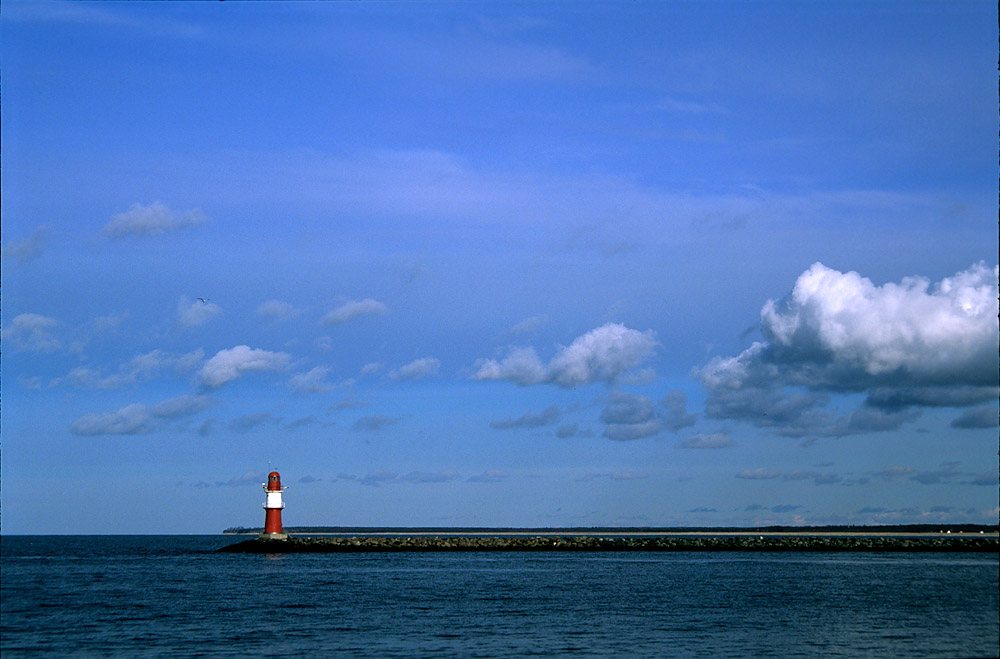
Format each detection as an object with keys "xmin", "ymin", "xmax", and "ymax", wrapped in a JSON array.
[{"xmin": 258, "ymin": 532, "xmax": 289, "ymax": 541}]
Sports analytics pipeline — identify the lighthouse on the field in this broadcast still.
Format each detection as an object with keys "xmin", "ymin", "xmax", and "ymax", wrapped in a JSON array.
[{"xmin": 260, "ymin": 471, "xmax": 288, "ymax": 540}]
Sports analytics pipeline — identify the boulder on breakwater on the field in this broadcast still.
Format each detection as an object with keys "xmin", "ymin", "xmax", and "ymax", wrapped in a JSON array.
[{"xmin": 218, "ymin": 534, "xmax": 1000, "ymax": 554}]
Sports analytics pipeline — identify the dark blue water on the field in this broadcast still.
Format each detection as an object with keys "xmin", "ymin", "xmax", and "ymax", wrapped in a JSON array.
[{"xmin": 2, "ymin": 536, "xmax": 997, "ymax": 658}]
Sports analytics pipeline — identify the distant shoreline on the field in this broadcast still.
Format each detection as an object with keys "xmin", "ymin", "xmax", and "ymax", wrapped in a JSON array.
[
  {"xmin": 222, "ymin": 524, "xmax": 999, "ymax": 537},
  {"xmin": 219, "ymin": 534, "xmax": 1000, "ymax": 553}
]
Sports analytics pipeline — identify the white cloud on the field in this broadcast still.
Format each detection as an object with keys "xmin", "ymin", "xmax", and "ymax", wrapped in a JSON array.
[
  {"xmin": 70, "ymin": 394, "xmax": 211, "ymax": 436},
  {"xmin": 357, "ymin": 470, "xmax": 461, "ymax": 486},
  {"xmin": 759, "ymin": 261, "xmax": 998, "ymax": 383},
  {"xmin": 102, "ymin": 201, "xmax": 207, "ymax": 238},
  {"xmin": 1, "ymin": 313, "xmax": 60, "ymax": 352},
  {"xmin": 698, "ymin": 263, "xmax": 1000, "ymax": 437},
  {"xmin": 360, "ymin": 362, "xmax": 383, "ymax": 376},
  {"xmin": 177, "ymin": 297, "xmax": 222, "ymax": 328},
  {"xmin": 288, "ymin": 366, "xmax": 335, "ymax": 393},
  {"xmin": 474, "ymin": 323, "xmax": 656, "ymax": 388},
  {"xmin": 198, "ymin": 345, "xmax": 291, "ymax": 388},
  {"xmin": 388, "ymin": 357, "xmax": 440, "ymax": 381},
  {"xmin": 473, "ymin": 347, "xmax": 546, "ymax": 385},
  {"xmin": 322, "ymin": 298, "xmax": 388, "ymax": 325}
]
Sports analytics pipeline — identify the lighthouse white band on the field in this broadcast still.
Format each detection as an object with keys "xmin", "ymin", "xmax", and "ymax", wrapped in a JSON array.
[{"xmin": 263, "ymin": 490, "xmax": 285, "ymax": 509}]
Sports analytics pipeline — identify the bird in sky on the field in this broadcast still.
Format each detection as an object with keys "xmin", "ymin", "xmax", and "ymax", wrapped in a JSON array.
[{"xmin": 197, "ymin": 297, "xmax": 210, "ymax": 303}]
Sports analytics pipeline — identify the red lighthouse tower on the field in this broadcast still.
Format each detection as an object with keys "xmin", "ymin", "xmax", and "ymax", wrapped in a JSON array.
[{"xmin": 260, "ymin": 471, "xmax": 288, "ymax": 540}]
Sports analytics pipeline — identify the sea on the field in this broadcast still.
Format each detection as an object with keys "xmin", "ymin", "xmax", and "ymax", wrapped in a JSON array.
[{"xmin": 2, "ymin": 535, "xmax": 998, "ymax": 658}]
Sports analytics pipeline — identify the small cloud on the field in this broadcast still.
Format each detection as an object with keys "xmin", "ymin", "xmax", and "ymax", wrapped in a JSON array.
[
  {"xmin": 360, "ymin": 470, "xmax": 399, "ymax": 486},
  {"xmin": 177, "ymin": 296, "xmax": 222, "ymax": 328},
  {"xmin": 333, "ymin": 396, "xmax": 368, "ymax": 410},
  {"xmin": 228, "ymin": 412, "xmax": 282, "ymax": 434},
  {"xmin": 910, "ymin": 465, "xmax": 961, "ymax": 485},
  {"xmin": 19, "ymin": 376, "xmax": 43, "ymax": 390},
  {"xmin": 299, "ymin": 475, "xmax": 322, "ymax": 484},
  {"xmin": 102, "ymin": 201, "xmax": 206, "ymax": 238},
  {"xmin": 2, "ymin": 313, "xmax": 60, "ymax": 352},
  {"xmin": 221, "ymin": 471, "xmax": 267, "ymax": 487},
  {"xmin": 2, "ymin": 224, "xmax": 50, "ymax": 265},
  {"xmin": 358, "ymin": 470, "xmax": 461, "ymax": 486},
  {"xmin": 600, "ymin": 392, "xmax": 662, "ymax": 441},
  {"xmin": 288, "ymin": 366, "xmax": 335, "ymax": 393},
  {"xmin": 322, "ymin": 298, "xmax": 388, "ymax": 326},
  {"xmin": 736, "ymin": 468, "xmax": 781, "ymax": 480},
  {"xmin": 286, "ymin": 415, "xmax": 321, "ymax": 430},
  {"xmin": 578, "ymin": 471, "xmax": 649, "ymax": 482},
  {"xmin": 783, "ymin": 470, "xmax": 843, "ymax": 486},
  {"xmin": 661, "ymin": 390, "xmax": 698, "ymax": 432},
  {"xmin": 198, "ymin": 345, "xmax": 291, "ymax": 388},
  {"xmin": 400, "ymin": 470, "xmax": 461, "ymax": 484},
  {"xmin": 966, "ymin": 473, "xmax": 999, "ymax": 486},
  {"xmin": 508, "ymin": 316, "xmax": 545, "ymax": 335},
  {"xmin": 654, "ymin": 96, "xmax": 727, "ymax": 114},
  {"xmin": 555, "ymin": 423, "xmax": 584, "ymax": 438},
  {"xmin": 388, "ymin": 357, "xmax": 441, "ymax": 381},
  {"xmin": 151, "ymin": 394, "xmax": 212, "ymax": 418},
  {"xmin": 473, "ymin": 347, "xmax": 546, "ymax": 386},
  {"xmin": 875, "ymin": 465, "xmax": 915, "ymax": 480},
  {"xmin": 679, "ymin": 432, "xmax": 734, "ymax": 449},
  {"xmin": 69, "ymin": 394, "xmax": 210, "ymax": 436},
  {"xmin": 467, "ymin": 470, "xmax": 510, "ymax": 483},
  {"xmin": 490, "ymin": 405, "xmax": 561, "ymax": 430},
  {"xmin": 55, "ymin": 348, "xmax": 204, "ymax": 390},
  {"xmin": 351, "ymin": 415, "xmax": 402, "ymax": 433},
  {"xmin": 950, "ymin": 405, "xmax": 998, "ymax": 429}
]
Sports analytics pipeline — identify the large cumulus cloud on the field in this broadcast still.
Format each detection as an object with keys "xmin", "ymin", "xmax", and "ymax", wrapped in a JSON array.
[
  {"xmin": 473, "ymin": 323, "xmax": 656, "ymax": 387},
  {"xmin": 698, "ymin": 262, "xmax": 999, "ymax": 437}
]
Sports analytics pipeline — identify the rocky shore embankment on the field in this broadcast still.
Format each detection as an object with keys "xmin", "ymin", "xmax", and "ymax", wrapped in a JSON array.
[{"xmin": 219, "ymin": 534, "xmax": 999, "ymax": 553}]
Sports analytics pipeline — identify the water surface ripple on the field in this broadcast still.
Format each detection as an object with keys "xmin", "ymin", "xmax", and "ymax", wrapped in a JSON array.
[{"xmin": 2, "ymin": 536, "xmax": 997, "ymax": 657}]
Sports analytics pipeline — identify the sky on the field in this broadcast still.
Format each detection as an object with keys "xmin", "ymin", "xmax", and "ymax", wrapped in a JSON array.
[{"xmin": 1, "ymin": 1, "xmax": 997, "ymax": 534}]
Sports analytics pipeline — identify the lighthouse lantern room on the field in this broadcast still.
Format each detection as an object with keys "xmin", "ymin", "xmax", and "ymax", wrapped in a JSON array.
[{"xmin": 260, "ymin": 470, "xmax": 288, "ymax": 540}]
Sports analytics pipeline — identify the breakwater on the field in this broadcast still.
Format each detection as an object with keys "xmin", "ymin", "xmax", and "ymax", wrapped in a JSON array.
[{"xmin": 219, "ymin": 534, "xmax": 999, "ymax": 553}]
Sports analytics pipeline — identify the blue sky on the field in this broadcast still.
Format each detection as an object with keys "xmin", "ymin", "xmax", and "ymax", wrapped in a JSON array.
[{"xmin": 2, "ymin": 1, "xmax": 997, "ymax": 534}]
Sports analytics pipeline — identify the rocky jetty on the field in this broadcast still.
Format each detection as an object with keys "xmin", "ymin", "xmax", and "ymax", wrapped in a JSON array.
[{"xmin": 219, "ymin": 534, "xmax": 999, "ymax": 554}]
